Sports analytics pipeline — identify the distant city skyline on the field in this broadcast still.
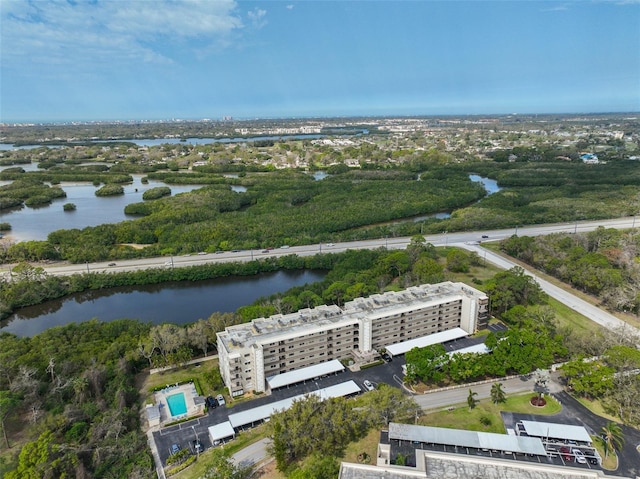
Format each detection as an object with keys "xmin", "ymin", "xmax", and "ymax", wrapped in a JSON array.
[{"xmin": 1, "ymin": 0, "xmax": 639, "ymax": 123}]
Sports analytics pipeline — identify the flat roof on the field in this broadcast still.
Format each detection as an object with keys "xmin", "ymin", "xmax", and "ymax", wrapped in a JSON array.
[
  {"xmin": 208, "ymin": 421, "xmax": 235, "ymax": 442},
  {"xmin": 385, "ymin": 328, "xmax": 468, "ymax": 356},
  {"xmin": 448, "ymin": 343, "xmax": 490, "ymax": 356},
  {"xmin": 220, "ymin": 282, "xmax": 486, "ymax": 353},
  {"xmin": 520, "ymin": 421, "xmax": 592, "ymax": 443},
  {"xmin": 389, "ymin": 423, "xmax": 547, "ymax": 456},
  {"xmin": 267, "ymin": 359, "xmax": 345, "ymax": 389},
  {"xmin": 228, "ymin": 380, "xmax": 361, "ymax": 429}
]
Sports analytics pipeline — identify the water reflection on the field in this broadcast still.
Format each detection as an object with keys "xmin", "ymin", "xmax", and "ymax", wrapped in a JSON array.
[
  {"xmin": 469, "ymin": 174, "xmax": 501, "ymax": 194},
  {"xmin": 0, "ymin": 269, "xmax": 326, "ymax": 337},
  {"xmin": 0, "ymin": 175, "xmax": 205, "ymax": 241}
]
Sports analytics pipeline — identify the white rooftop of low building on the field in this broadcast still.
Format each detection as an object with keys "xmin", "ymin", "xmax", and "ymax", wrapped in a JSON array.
[
  {"xmin": 267, "ymin": 359, "xmax": 345, "ymax": 390},
  {"xmin": 228, "ymin": 380, "xmax": 361, "ymax": 429},
  {"xmin": 447, "ymin": 342, "xmax": 490, "ymax": 356},
  {"xmin": 385, "ymin": 328, "xmax": 469, "ymax": 357},
  {"xmin": 389, "ymin": 423, "xmax": 547, "ymax": 456},
  {"xmin": 208, "ymin": 421, "xmax": 235, "ymax": 442},
  {"xmin": 520, "ymin": 420, "xmax": 592, "ymax": 443},
  {"xmin": 145, "ymin": 404, "xmax": 160, "ymax": 421}
]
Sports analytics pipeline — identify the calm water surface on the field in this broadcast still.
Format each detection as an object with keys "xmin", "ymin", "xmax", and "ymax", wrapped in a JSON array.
[
  {"xmin": 0, "ymin": 269, "xmax": 325, "ymax": 337},
  {"xmin": 0, "ymin": 173, "xmax": 205, "ymax": 241},
  {"xmin": 470, "ymin": 174, "xmax": 501, "ymax": 194}
]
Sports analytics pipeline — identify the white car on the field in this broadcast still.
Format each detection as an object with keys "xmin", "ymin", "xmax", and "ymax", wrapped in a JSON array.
[
  {"xmin": 216, "ymin": 394, "xmax": 226, "ymax": 406},
  {"xmin": 363, "ymin": 380, "xmax": 375, "ymax": 391},
  {"xmin": 326, "ymin": 243, "xmax": 335, "ymax": 247},
  {"xmin": 572, "ymin": 448, "xmax": 587, "ymax": 464}
]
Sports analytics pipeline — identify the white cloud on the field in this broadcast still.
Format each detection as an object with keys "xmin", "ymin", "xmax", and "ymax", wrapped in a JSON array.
[
  {"xmin": 247, "ymin": 7, "xmax": 267, "ymax": 29},
  {"xmin": 286, "ymin": 4, "xmax": 294, "ymax": 10},
  {"xmin": 1, "ymin": 0, "xmax": 243, "ymax": 69}
]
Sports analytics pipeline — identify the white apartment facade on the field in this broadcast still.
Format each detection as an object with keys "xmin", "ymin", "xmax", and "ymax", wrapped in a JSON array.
[{"xmin": 217, "ymin": 282, "xmax": 489, "ymax": 396}]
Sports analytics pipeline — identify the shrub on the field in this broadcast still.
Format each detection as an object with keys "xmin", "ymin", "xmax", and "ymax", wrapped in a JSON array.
[
  {"xmin": 143, "ymin": 186, "xmax": 171, "ymax": 200},
  {"xmin": 95, "ymin": 184, "xmax": 124, "ymax": 196}
]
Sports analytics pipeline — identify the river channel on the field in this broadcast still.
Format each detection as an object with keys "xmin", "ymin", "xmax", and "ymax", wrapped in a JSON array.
[{"xmin": 0, "ymin": 269, "xmax": 326, "ymax": 337}]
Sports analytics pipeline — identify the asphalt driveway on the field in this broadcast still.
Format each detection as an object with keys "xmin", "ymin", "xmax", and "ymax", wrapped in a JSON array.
[{"xmin": 501, "ymin": 391, "xmax": 640, "ymax": 478}]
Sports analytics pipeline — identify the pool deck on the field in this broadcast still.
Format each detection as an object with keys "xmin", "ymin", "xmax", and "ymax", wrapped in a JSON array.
[{"xmin": 154, "ymin": 382, "xmax": 204, "ymax": 426}]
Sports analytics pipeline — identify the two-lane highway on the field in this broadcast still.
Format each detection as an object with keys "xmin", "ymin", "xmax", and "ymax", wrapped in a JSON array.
[{"xmin": 23, "ymin": 215, "xmax": 638, "ymax": 278}]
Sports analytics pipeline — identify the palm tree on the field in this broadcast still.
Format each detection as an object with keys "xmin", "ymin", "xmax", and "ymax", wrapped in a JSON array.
[
  {"xmin": 599, "ymin": 422, "xmax": 624, "ymax": 458},
  {"xmin": 467, "ymin": 389, "xmax": 478, "ymax": 411},
  {"xmin": 490, "ymin": 382, "xmax": 506, "ymax": 404}
]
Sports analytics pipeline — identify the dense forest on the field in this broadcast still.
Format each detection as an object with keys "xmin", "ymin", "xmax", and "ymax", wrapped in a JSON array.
[
  {"xmin": 1, "ymin": 117, "xmax": 639, "ymax": 477},
  {"xmin": 2, "ymin": 236, "xmax": 639, "ymax": 476},
  {"xmin": 1, "ymin": 159, "xmax": 639, "ymax": 264},
  {"xmin": 500, "ymin": 227, "xmax": 640, "ymax": 314}
]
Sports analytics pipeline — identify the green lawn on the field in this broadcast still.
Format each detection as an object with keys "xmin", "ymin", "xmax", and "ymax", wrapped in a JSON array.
[
  {"xmin": 420, "ymin": 393, "xmax": 562, "ymax": 434},
  {"xmin": 592, "ymin": 439, "xmax": 618, "ymax": 470},
  {"xmin": 575, "ymin": 397, "xmax": 620, "ymax": 423},
  {"xmin": 546, "ymin": 297, "xmax": 603, "ymax": 334}
]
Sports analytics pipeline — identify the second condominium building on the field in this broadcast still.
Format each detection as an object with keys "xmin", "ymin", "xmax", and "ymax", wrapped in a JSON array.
[{"xmin": 217, "ymin": 281, "xmax": 489, "ymax": 396}]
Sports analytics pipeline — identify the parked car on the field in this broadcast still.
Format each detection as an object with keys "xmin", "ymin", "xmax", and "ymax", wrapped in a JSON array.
[
  {"xmin": 192, "ymin": 439, "xmax": 203, "ymax": 453},
  {"xmin": 206, "ymin": 396, "xmax": 217, "ymax": 409},
  {"xmin": 381, "ymin": 352, "xmax": 392, "ymax": 362},
  {"xmin": 170, "ymin": 443, "xmax": 181, "ymax": 455},
  {"xmin": 108, "ymin": 262, "xmax": 116, "ymax": 266},
  {"xmin": 559, "ymin": 446, "xmax": 572, "ymax": 462},
  {"xmin": 572, "ymin": 448, "xmax": 587, "ymax": 464},
  {"xmin": 363, "ymin": 380, "xmax": 375, "ymax": 391},
  {"xmin": 216, "ymin": 394, "xmax": 226, "ymax": 406}
]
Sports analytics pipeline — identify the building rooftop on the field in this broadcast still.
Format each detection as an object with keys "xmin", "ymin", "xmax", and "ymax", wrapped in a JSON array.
[
  {"xmin": 385, "ymin": 328, "xmax": 469, "ymax": 357},
  {"xmin": 340, "ymin": 451, "xmax": 626, "ymax": 479},
  {"xmin": 519, "ymin": 420, "xmax": 592, "ymax": 444},
  {"xmin": 218, "ymin": 282, "xmax": 486, "ymax": 353},
  {"xmin": 389, "ymin": 423, "xmax": 547, "ymax": 456},
  {"xmin": 267, "ymin": 359, "xmax": 345, "ymax": 390}
]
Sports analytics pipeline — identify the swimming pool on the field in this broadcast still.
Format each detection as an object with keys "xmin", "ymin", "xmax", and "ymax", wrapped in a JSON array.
[{"xmin": 166, "ymin": 392, "xmax": 187, "ymax": 417}]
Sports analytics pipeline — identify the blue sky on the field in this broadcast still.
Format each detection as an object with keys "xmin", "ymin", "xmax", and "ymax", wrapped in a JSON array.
[{"xmin": 1, "ymin": 0, "xmax": 639, "ymax": 122}]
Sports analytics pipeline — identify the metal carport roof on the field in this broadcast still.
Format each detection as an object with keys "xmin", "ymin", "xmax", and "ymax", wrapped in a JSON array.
[
  {"xmin": 208, "ymin": 421, "xmax": 235, "ymax": 442},
  {"xmin": 228, "ymin": 380, "xmax": 361, "ymax": 429},
  {"xmin": 389, "ymin": 423, "xmax": 547, "ymax": 456},
  {"xmin": 267, "ymin": 359, "xmax": 345, "ymax": 390},
  {"xmin": 520, "ymin": 420, "xmax": 592, "ymax": 444},
  {"xmin": 385, "ymin": 328, "xmax": 469, "ymax": 357}
]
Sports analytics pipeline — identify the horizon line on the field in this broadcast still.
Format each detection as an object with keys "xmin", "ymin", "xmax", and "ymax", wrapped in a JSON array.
[{"xmin": 2, "ymin": 111, "xmax": 640, "ymax": 127}]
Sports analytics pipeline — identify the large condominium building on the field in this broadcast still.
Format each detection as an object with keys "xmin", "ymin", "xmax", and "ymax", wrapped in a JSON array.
[{"xmin": 217, "ymin": 282, "xmax": 489, "ymax": 396}]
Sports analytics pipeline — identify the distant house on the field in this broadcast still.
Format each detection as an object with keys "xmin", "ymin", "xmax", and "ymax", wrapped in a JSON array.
[{"xmin": 580, "ymin": 153, "xmax": 599, "ymax": 164}]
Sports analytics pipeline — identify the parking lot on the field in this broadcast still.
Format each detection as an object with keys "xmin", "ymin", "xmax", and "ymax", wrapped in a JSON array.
[
  {"xmin": 503, "ymin": 413, "xmax": 603, "ymax": 472},
  {"xmin": 152, "ymin": 352, "xmax": 409, "ymax": 465},
  {"xmin": 152, "ymin": 327, "xmax": 515, "ymax": 468}
]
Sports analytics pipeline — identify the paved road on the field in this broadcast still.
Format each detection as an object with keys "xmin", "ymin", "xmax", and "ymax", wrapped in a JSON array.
[
  {"xmin": 15, "ymin": 216, "xmax": 639, "ymax": 278},
  {"xmin": 414, "ymin": 374, "xmax": 537, "ymax": 410},
  {"xmin": 459, "ymin": 243, "xmax": 640, "ymax": 339},
  {"xmin": 231, "ymin": 438, "xmax": 271, "ymax": 468}
]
